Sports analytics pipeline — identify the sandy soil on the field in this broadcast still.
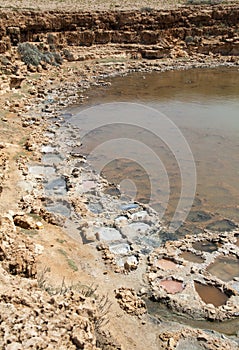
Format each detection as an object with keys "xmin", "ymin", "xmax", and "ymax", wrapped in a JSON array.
[{"xmin": 0, "ymin": 0, "xmax": 237, "ymax": 12}]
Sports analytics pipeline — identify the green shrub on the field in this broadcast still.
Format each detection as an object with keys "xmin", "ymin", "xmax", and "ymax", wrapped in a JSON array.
[
  {"xmin": 18, "ymin": 43, "xmax": 42, "ymax": 66},
  {"xmin": 18, "ymin": 42, "xmax": 62, "ymax": 67},
  {"xmin": 140, "ymin": 6, "xmax": 153, "ymax": 12}
]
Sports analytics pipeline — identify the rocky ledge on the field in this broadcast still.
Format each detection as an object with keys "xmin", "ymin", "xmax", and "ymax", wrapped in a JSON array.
[{"xmin": 1, "ymin": 5, "xmax": 239, "ymax": 59}]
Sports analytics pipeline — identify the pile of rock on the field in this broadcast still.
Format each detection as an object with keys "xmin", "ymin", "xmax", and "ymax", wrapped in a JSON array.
[
  {"xmin": 158, "ymin": 328, "xmax": 238, "ymax": 350},
  {"xmin": 0, "ymin": 214, "xmax": 118, "ymax": 349},
  {"xmin": 115, "ymin": 287, "xmax": 146, "ymax": 317},
  {"xmin": 0, "ymin": 214, "xmax": 36, "ymax": 278}
]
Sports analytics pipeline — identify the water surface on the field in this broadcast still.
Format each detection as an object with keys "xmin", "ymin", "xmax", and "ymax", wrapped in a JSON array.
[
  {"xmin": 194, "ymin": 281, "xmax": 229, "ymax": 307},
  {"xmin": 64, "ymin": 67, "xmax": 239, "ymax": 338},
  {"xmin": 207, "ymin": 255, "xmax": 239, "ymax": 282},
  {"xmin": 70, "ymin": 67, "xmax": 239, "ymax": 229}
]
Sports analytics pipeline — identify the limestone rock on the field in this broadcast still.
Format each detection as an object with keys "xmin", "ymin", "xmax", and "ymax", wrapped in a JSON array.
[
  {"xmin": 95, "ymin": 227, "xmax": 122, "ymax": 242},
  {"xmin": 10, "ymin": 76, "xmax": 24, "ymax": 90},
  {"xmin": 13, "ymin": 214, "xmax": 37, "ymax": 230},
  {"xmin": 115, "ymin": 287, "xmax": 146, "ymax": 316}
]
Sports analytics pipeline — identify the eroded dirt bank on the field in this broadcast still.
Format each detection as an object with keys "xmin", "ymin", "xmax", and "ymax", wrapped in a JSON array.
[{"xmin": 0, "ymin": 4, "xmax": 239, "ymax": 350}]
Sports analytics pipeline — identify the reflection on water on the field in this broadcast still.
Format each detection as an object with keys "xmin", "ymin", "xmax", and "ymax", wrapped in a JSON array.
[
  {"xmin": 194, "ymin": 281, "xmax": 229, "ymax": 307},
  {"xmin": 207, "ymin": 255, "xmax": 239, "ymax": 282},
  {"xmin": 66, "ymin": 68, "xmax": 239, "ymax": 338},
  {"xmin": 146, "ymin": 298, "xmax": 239, "ymax": 336},
  {"xmin": 180, "ymin": 251, "xmax": 204, "ymax": 264},
  {"xmin": 192, "ymin": 240, "xmax": 219, "ymax": 253},
  {"xmin": 71, "ymin": 67, "xmax": 239, "ymax": 228}
]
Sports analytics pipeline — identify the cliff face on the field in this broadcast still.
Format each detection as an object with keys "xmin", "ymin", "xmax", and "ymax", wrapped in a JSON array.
[{"xmin": 0, "ymin": 5, "xmax": 239, "ymax": 56}]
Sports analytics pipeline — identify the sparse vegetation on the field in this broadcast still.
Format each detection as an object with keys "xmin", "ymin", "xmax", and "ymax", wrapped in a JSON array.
[
  {"xmin": 57, "ymin": 248, "xmax": 68, "ymax": 257},
  {"xmin": 67, "ymin": 258, "xmax": 78, "ymax": 271},
  {"xmin": 140, "ymin": 6, "xmax": 154, "ymax": 12},
  {"xmin": 21, "ymin": 228, "xmax": 39, "ymax": 236},
  {"xmin": 18, "ymin": 42, "xmax": 62, "ymax": 67},
  {"xmin": 37, "ymin": 268, "xmax": 112, "ymax": 332},
  {"xmin": 13, "ymin": 150, "xmax": 27, "ymax": 161},
  {"xmin": 28, "ymin": 212, "xmax": 42, "ymax": 221},
  {"xmin": 57, "ymin": 248, "xmax": 79, "ymax": 271},
  {"xmin": 56, "ymin": 238, "xmax": 66, "ymax": 244},
  {"xmin": 37, "ymin": 266, "xmax": 51, "ymax": 291}
]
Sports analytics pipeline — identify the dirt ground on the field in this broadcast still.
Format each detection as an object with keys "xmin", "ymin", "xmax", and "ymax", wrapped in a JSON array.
[{"xmin": 0, "ymin": 0, "xmax": 237, "ymax": 12}]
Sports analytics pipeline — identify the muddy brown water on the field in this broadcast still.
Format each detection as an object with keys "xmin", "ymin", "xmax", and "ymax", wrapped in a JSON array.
[
  {"xmin": 180, "ymin": 251, "xmax": 204, "ymax": 263},
  {"xmin": 207, "ymin": 255, "xmax": 239, "ymax": 282},
  {"xmin": 192, "ymin": 240, "xmax": 219, "ymax": 253},
  {"xmin": 70, "ymin": 67, "xmax": 239, "ymax": 229},
  {"xmin": 146, "ymin": 299, "xmax": 239, "ymax": 337},
  {"xmin": 194, "ymin": 281, "xmax": 229, "ymax": 307},
  {"xmin": 66, "ymin": 67, "xmax": 239, "ymax": 337},
  {"xmin": 159, "ymin": 279, "xmax": 184, "ymax": 294},
  {"xmin": 156, "ymin": 258, "xmax": 178, "ymax": 270}
]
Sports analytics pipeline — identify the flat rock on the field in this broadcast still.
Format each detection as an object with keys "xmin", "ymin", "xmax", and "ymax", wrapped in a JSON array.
[
  {"xmin": 95, "ymin": 227, "xmax": 122, "ymax": 241},
  {"xmin": 28, "ymin": 165, "xmax": 56, "ymax": 176},
  {"xmin": 176, "ymin": 338, "xmax": 205, "ymax": 350},
  {"xmin": 120, "ymin": 203, "xmax": 139, "ymax": 211},
  {"xmin": 41, "ymin": 145, "xmax": 56, "ymax": 153},
  {"xmin": 109, "ymin": 242, "xmax": 131, "ymax": 255},
  {"xmin": 131, "ymin": 210, "xmax": 150, "ymax": 221},
  {"xmin": 121, "ymin": 222, "xmax": 151, "ymax": 239},
  {"xmin": 114, "ymin": 216, "xmax": 128, "ymax": 227}
]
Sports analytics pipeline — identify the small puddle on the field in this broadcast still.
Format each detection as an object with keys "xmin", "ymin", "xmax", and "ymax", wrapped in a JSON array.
[
  {"xmin": 188, "ymin": 210, "xmax": 212, "ymax": 222},
  {"xmin": 146, "ymin": 299, "xmax": 239, "ymax": 336},
  {"xmin": 159, "ymin": 279, "xmax": 184, "ymax": 294},
  {"xmin": 176, "ymin": 338, "xmax": 205, "ymax": 350},
  {"xmin": 194, "ymin": 281, "xmax": 228, "ymax": 307},
  {"xmin": 156, "ymin": 258, "xmax": 179, "ymax": 270},
  {"xmin": 207, "ymin": 255, "xmax": 239, "ymax": 282},
  {"xmin": 44, "ymin": 177, "xmax": 67, "ymax": 196},
  {"xmin": 45, "ymin": 200, "xmax": 71, "ymax": 218},
  {"xmin": 87, "ymin": 202, "xmax": 104, "ymax": 214},
  {"xmin": 41, "ymin": 145, "xmax": 56, "ymax": 154},
  {"xmin": 192, "ymin": 240, "xmax": 219, "ymax": 253},
  {"xmin": 28, "ymin": 165, "xmax": 56, "ymax": 176},
  {"xmin": 103, "ymin": 185, "xmax": 121, "ymax": 197},
  {"xmin": 180, "ymin": 251, "xmax": 204, "ymax": 264},
  {"xmin": 42, "ymin": 153, "xmax": 64, "ymax": 165},
  {"xmin": 109, "ymin": 242, "xmax": 131, "ymax": 255},
  {"xmin": 206, "ymin": 219, "xmax": 237, "ymax": 232}
]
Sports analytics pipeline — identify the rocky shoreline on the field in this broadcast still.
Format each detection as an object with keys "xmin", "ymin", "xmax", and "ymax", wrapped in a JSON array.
[
  {"xmin": 0, "ymin": 4, "xmax": 239, "ymax": 349},
  {"xmin": 12, "ymin": 57, "xmax": 239, "ymax": 348}
]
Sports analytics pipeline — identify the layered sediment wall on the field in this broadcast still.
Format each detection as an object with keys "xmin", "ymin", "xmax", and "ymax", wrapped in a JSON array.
[{"xmin": 0, "ymin": 5, "xmax": 239, "ymax": 57}]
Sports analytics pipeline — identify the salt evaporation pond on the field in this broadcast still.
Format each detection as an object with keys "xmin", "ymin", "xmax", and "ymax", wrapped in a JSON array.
[
  {"xmin": 68, "ymin": 67, "xmax": 239, "ymax": 231},
  {"xmin": 60, "ymin": 67, "xmax": 239, "ymax": 338}
]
